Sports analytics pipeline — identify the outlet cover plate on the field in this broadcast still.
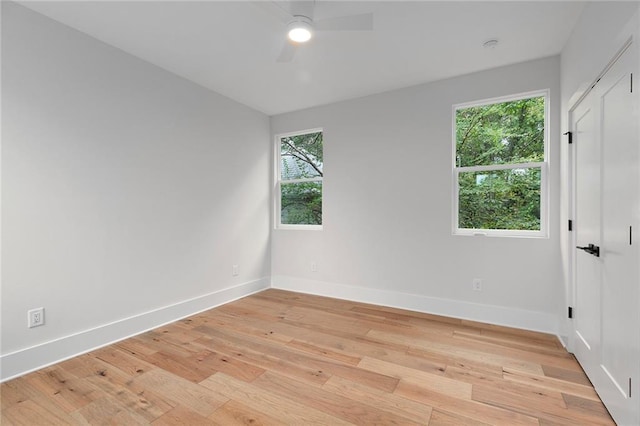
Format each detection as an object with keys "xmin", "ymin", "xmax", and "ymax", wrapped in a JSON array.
[
  {"xmin": 28, "ymin": 307, "xmax": 45, "ymax": 328},
  {"xmin": 472, "ymin": 279, "xmax": 482, "ymax": 291}
]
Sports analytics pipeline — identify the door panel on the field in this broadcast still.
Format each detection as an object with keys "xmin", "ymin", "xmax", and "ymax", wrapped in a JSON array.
[{"xmin": 573, "ymin": 91, "xmax": 601, "ymax": 375}]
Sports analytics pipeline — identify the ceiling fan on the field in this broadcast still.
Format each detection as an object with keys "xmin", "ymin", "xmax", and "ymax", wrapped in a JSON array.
[{"xmin": 255, "ymin": 1, "xmax": 374, "ymax": 62}]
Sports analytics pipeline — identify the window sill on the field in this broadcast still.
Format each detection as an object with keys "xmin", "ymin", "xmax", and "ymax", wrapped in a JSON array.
[
  {"xmin": 453, "ymin": 229, "xmax": 548, "ymax": 239},
  {"xmin": 276, "ymin": 225, "xmax": 323, "ymax": 231}
]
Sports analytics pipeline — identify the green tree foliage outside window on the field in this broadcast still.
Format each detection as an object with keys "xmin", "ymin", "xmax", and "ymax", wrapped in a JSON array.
[
  {"xmin": 455, "ymin": 96, "xmax": 545, "ymax": 232},
  {"xmin": 279, "ymin": 131, "xmax": 323, "ymax": 226}
]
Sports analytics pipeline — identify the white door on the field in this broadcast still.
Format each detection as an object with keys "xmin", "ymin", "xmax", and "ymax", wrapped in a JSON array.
[
  {"xmin": 599, "ymin": 44, "xmax": 639, "ymax": 425},
  {"xmin": 572, "ymin": 43, "xmax": 639, "ymax": 425}
]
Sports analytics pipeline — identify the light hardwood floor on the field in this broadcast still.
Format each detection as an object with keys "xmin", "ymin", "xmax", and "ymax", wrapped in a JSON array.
[{"xmin": 1, "ymin": 289, "xmax": 614, "ymax": 425}]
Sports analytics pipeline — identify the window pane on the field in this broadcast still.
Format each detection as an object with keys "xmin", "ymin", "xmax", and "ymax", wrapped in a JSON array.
[
  {"xmin": 458, "ymin": 168, "xmax": 541, "ymax": 231},
  {"xmin": 456, "ymin": 97, "xmax": 544, "ymax": 167},
  {"xmin": 281, "ymin": 181, "xmax": 322, "ymax": 225},
  {"xmin": 281, "ymin": 131, "xmax": 323, "ymax": 180}
]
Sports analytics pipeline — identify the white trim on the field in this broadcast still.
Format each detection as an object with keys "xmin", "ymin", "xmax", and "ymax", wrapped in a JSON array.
[
  {"xmin": 566, "ymin": 93, "xmax": 581, "ymax": 353},
  {"xmin": 0, "ymin": 278, "xmax": 270, "ymax": 382},
  {"xmin": 271, "ymin": 276, "xmax": 559, "ymax": 335},
  {"xmin": 276, "ymin": 127, "xmax": 324, "ymax": 140},
  {"xmin": 454, "ymin": 228, "xmax": 546, "ymax": 239},
  {"xmin": 280, "ymin": 177, "xmax": 322, "ymax": 185},
  {"xmin": 456, "ymin": 162, "xmax": 546, "ymax": 174},
  {"xmin": 277, "ymin": 224, "xmax": 323, "ymax": 231},
  {"xmin": 454, "ymin": 89, "xmax": 552, "ymax": 112},
  {"xmin": 452, "ymin": 90, "xmax": 550, "ymax": 238}
]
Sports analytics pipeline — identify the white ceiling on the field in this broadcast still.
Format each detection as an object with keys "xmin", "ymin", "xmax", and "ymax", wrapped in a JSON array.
[{"xmin": 19, "ymin": 1, "xmax": 585, "ymax": 115}]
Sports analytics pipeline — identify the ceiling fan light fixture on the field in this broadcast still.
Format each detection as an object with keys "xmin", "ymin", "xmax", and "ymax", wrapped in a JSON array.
[{"xmin": 287, "ymin": 17, "xmax": 313, "ymax": 43}]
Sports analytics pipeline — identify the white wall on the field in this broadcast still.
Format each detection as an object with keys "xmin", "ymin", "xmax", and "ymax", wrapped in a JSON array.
[
  {"xmin": 1, "ymin": 3, "xmax": 271, "ymax": 380},
  {"xmin": 271, "ymin": 56, "xmax": 563, "ymax": 334},
  {"xmin": 559, "ymin": 2, "xmax": 640, "ymax": 344}
]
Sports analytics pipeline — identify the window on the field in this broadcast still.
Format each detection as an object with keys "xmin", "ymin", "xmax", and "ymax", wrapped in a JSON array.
[
  {"xmin": 276, "ymin": 129, "xmax": 323, "ymax": 229},
  {"xmin": 453, "ymin": 91, "xmax": 548, "ymax": 237}
]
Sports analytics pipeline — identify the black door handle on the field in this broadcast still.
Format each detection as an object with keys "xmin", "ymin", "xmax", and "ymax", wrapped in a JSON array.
[{"xmin": 577, "ymin": 243, "xmax": 600, "ymax": 257}]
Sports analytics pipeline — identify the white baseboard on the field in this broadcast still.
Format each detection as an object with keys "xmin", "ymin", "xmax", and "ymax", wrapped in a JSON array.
[
  {"xmin": 0, "ymin": 278, "xmax": 270, "ymax": 382},
  {"xmin": 272, "ymin": 275, "xmax": 559, "ymax": 335}
]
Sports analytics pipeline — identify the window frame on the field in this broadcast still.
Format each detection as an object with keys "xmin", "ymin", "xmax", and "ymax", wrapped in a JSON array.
[
  {"xmin": 275, "ymin": 128, "xmax": 324, "ymax": 230},
  {"xmin": 452, "ymin": 90, "xmax": 549, "ymax": 238}
]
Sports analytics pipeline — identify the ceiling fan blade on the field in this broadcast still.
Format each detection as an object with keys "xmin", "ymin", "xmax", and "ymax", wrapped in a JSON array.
[
  {"xmin": 277, "ymin": 41, "xmax": 298, "ymax": 63},
  {"xmin": 315, "ymin": 13, "xmax": 373, "ymax": 31},
  {"xmin": 289, "ymin": 0, "xmax": 315, "ymax": 20},
  {"xmin": 251, "ymin": 1, "xmax": 293, "ymax": 24}
]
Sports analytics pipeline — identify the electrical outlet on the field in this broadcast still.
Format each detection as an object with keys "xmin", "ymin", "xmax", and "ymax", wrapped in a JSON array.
[
  {"xmin": 232, "ymin": 265, "xmax": 239, "ymax": 276},
  {"xmin": 28, "ymin": 307, "xmax": 45, "ymax": 328},
  {"xmin": 311, "ymin": 261, "xmax": 318, "ymax": 272},
  {"xmin": 472, "ymin": 278, "xmax": 482, "ymax": 291}
]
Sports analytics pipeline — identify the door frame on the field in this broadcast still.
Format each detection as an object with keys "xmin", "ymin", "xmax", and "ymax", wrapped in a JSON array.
[{"xmin": 567, "ymin": 37, "xmax": 634, "ymax": 354}]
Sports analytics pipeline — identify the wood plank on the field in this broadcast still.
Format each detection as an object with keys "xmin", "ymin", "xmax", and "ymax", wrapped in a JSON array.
[
  {"xmin": 200, "ymin": 373, "xmax": 351, "ymax": 425},
  {"xmin": 1, "ymin": 399, "xmax": 73, "ymax": 426},
  {"xmin": 190, "ymin": 309, "xmax": 294, "ymax": 344},
  {"xmin": 445, "ymin": 365, "xmax": 567, "ymax": 409},
  {"xmin": 562, "ymin": 393, "xmax": 614, "ymax": 420},
  {"xmin": 187, "ymin": 349, "xmax": 266, "ymax": 383},
  {"xmin": 1, "ymin": 378, "xmax": 31, "ymax": 410},
  {"xmin": 542, "ymin": 364, "xmax": 592, "ymax": 386},
  {"xmin": 322, "ymin": 375, "xmax": 433, "ymax": 424},
  {"xmin": 133, "ymin": 369, "xmax": 227, "ymax": 417},
  {"xmin": 0, "ymin": 375, "xmax": 85, "ymax": 422},
  {"xmin": 144, "ymin": 350, "xmax": 215, "ymax": 383},
  {"xmin": 253, "ymin": 289, "xmax": 362, "ymax": 313},
  {"xmin": 253, "ymin": 371, "xmax": 421, "ymax": 425},
  {"xmin": 209, "ymin": 400, "xmax": 287, "ymax": 425},
  {"xmin": 151, "ymin": 405, "xmax": 215, "ymax": 425},
  {"xmin": 92, "ymin": 347, "xmax": 156, "ymax": 377},
  {"xmin": 71, "ymin": 394, "xmax": 150, "ymax": 425},
  {"xmin": 461, "ymin": 319, "xmax": 560, "ymax": 341},
  {"xmin": 114, "ymin": 337, "xmax": 158, "ymax": 357},
  {"xmin": 285, "ymin": 339, "xmax": 362, "ymax": 366},
  {"xmin": 358, "ymin": 356, "xmax": 471, "ymax": 399},
  {"xmin": 450, "ymin": 331, "xmax": 577, "ymax": 368},
  {"xmin": 193, "ymin": 334, "xmax": 332, "ymax": 387},
  {"xmin": 503, "ymin": 367, "xmax": 600, "ymax": 401},
  {"xmin": 428, "ymin": 409, "xmax": 490, "ymax": 426},
  {"xmin": 370, "ymin": 329, "xmax": 545, "ymax": 375},
  {"xmin": 472, "ymin": 384, "xmax": 615, "ymax": 426},
  {"xmin": 453, "ymin": 329, "xmax": 569, "ymax": 357},
  {"xmin": 60, "ymin": 353, "xmax": 174, "ymax": 421},
  {"xmin": 24, "ymin": 367, "xmax": 99, "ymax": 413},
  {"xmin": 395, "ymin": 380, "xmax": 539, "ymax": 425}
]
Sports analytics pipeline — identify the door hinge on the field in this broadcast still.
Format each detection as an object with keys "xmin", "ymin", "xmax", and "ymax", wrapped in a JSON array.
[
  {"xmin": 568, "ymin": 220, "xmax": 573, "ymax": 231},
  {"xmin": 629, "ymin": 377, "xmax": 632, "ymax": 398},
  {"xmin": 568, "ymin": 306, "xmax": 573, "ymax": 319},
  {"xmin": 563, "ymin": 131, "xmax": 573, "ymax": 144},
  {"xmin": 631, "ymin": 73, "xmax": 633, "ymax": 93},
  {"xmin": 630, "ymin": 226, "xmax": 633, "ymax": 245}
]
